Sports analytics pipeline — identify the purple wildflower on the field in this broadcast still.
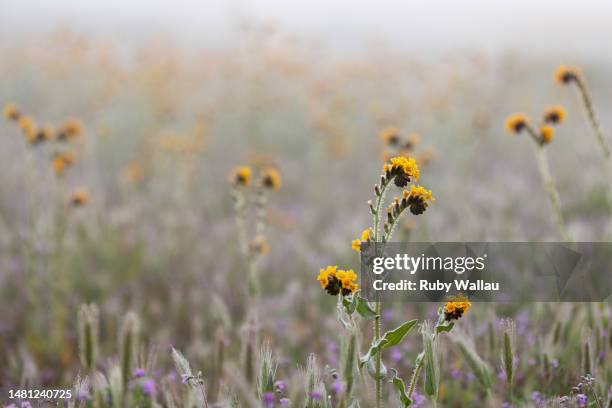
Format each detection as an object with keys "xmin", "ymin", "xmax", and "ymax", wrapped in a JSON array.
[
  {"xmin": 310, "ymin": 390, "xmax": 323, "ymax": 401},
  {"xmin": 532, "ymin": 391, "xmax": 544, "ymax": 407},
  {"xmin": 133, "ymin": 367, "xmax": 146, "ymax": 378},
  {"xmin": 275, "ymin": 380, "xmax": 286, "ymax": 393},
  {"xmin": 332, "ymin": 379, "xmax": 344, "ymax": 394},
  {"xmin": 142, "ymin": 378, "xmax": 156, "ymax": 397},
  {"xmin": 21, "ymin": 403, "xmax": 32, "ymax": 408},
  {"xmin": 450, "ymin": 367, "xmax": 462, "ymax": 379},
  {"xmin": 551, "ymin": 359, "xmax": 559, "ymax": 369},
  {"xmin": 390, "ymin": 347, "xmax": 402, "ymax": 363},
  {"xmin": 279, "ymin": 398, "xmax": 290, "ymax": 406},
  {"xmin": 502, "ymin": 402, "xmax": 514, "ymax": 408},
  {"xmin": 263, "ymin": 391, "xmax": 275, "ymax": 406},
  {"xmin": 576, "ymin": 394, "xmax": 588, "ymax": 407},
  {"xmin": 412, "ymin": 391, "xmax": 426, "ymax": 407}
]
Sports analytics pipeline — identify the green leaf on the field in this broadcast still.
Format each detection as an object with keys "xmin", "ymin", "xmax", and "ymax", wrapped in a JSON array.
[
  {"xmin": 355, "ymin": 296, "xmax": 378, "ymax": 320},
  {"xmin": 435, "ymin": 321, "xmax": 454, "ymax": 334},
  {"xmin": 343, "ymin": 294, "xmax": 357, "ymax": 315},
  {"xmin": 366, "ymin": 356, "xmax": 387, "ymax": 380},
  {"xmin": 360, "ymin": 319, "xmax": 418, "ymax": 367},
  {"xmin": 389, "ymin": 369, "xmax": 412, "ymax": 407}
]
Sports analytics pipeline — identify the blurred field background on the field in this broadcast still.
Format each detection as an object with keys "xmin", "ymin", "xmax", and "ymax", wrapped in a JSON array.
[{"xmin": 1, "ymin": 1, "xmax": 612, "ymax": 407}]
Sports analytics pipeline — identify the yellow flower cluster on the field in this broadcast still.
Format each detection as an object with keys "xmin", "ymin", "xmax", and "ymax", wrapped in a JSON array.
[
  {"xmin": 505, "ymin": 113, "xmax": 529, "ymax": 134},
  {"xmin": 543, "ymin": 105, "xmax": 566, "ymax": 125},
  {"xmin": 317, "ymin": 265, "xmax": 359, "ymax": 296},
  {"xmin": 443, "ymin": 299, "xmax": 472, "ymax": 321},
  {"xmin": 69, "ymin": 189, "xmax": 90, "ymax": 207},
  {"xmin": 351, "ymin": 228, "xmax": 371, "ymax": 252},
  {"xmin": 230, "ymin": 166, "xmax": 252, "ymax": 186},
  {"xmin": 554, "ymin": 64, "xmax": 580, "ymax": 85},
  {"xmin": 539, "ymin": 125, "xmax": 555, "ymax": 144},
  {"xmin": 261, "ymin": 167, "xmax": 282, "ymax": 190},
  {"xmin": 407, "ymin": 185, "xmax": 435, "ymax": 202},
  {"xmin": 52, "ymin": 151, "xmax": 77, "ymax": 176}
]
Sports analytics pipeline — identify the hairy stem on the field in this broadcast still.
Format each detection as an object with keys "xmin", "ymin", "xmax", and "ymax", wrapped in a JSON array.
[{"xmin": 575, "ymin": 78, "xmax": 610, "ymax": 160}]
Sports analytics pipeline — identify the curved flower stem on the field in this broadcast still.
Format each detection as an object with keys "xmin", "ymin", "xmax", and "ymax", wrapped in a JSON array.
[{"xmin": 575, "ymin": 78, "xmax": 610, "ymax": 160}]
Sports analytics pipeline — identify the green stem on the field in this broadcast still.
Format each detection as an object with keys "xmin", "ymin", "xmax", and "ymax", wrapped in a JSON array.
[
  {"xmin": 533, "ymin": 146, "xmax": 572, "ymax": 241},
  {"xmin": 575, "ymin": 78, "xmax": 610, "ymax": 160},
  {"xmin": 375, "ymin": 301, "xmax": 382, "ymax": 408}
]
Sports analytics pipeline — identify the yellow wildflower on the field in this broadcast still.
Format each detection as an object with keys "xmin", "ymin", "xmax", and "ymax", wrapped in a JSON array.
[
  {"xmin": 554, "ymin": 64, "xmax": 579, "ymax": 85},
  {"xmin": 69, "ymin": 189, "xmax": 89, "ymax": 207},
  {"xmin": 543, "ymin": 105, "xmax": 566, "ymax": 125},
  {"xmin": 540, "ymin": 125, "xmax": 555, "ymax": 144},
  {"xmin": 386, "ymin": 156, "xmax": 420, "ymax": 187},
  {"xmin": 3, "ymin": 103, "xmax": 20, "ymax": 121},
  {"xmin": 230, "ymin": 166, "xmax": 252, "ymax": 186},
  {"xmin": 261, "ymin": 167, "xmax": 282, "ymax": 190},
  {"xmin": 443, "ymin": 298, "xmax": 471, "ymax": 321},
  {"xmin": 505, "ymin": 113, "xmax": 529, "ymax": 134}
]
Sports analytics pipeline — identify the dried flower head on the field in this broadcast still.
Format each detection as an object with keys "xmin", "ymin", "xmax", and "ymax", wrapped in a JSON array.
[
  {"xmin": 230, "ymin": 166, "xmax": 252, "ymax": 186},
  {"xmin": 380, "ymin": 126, "xmax": 401, "ymax": 146},
  {"xmin": 260, "ymin": 167, "xmax": 282, "ymax": 190},
  {"xmin": 543, "ymin": 105, "xmax": 566, "ymax": 125},
  {"xmin": 505, "ymin": 113, "xmax": 529, "ymax": 134},
  {"xmin": 554, "ymin": 64, "xmax": 580, "ymax": 85},
  {"xmin": 57, "ymin": 118, "xmax": 84, "ymax": 141},
  {"xmin": 384, "ymin": 156, "xmax": 420, "ymax": 187},
  {"xmin": 69, "ymin": 189, "xmax": 90, "ymax": 207},
  {"xmin": 443, "ymin": 296, "xmax": 471, "ymax": 321},
  {"xmin": 3, "ymin": 103, "xmax": 20, "ymax": 121},
  {"xmin": 540, "ymin": 125, "xmax": 555, "ymax": 145},
  {"xmin": 317, "ymin": 265, "xmax": 358, "ymax": 296},
  {"xmin": 351, "ymin": 228, "xmax": 371, "ymax": 252}
]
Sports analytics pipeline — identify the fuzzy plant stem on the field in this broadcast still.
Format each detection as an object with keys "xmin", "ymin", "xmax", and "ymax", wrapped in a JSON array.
[
  {"xmin": 533, "ymin": 145, "xmax": 571, "ymax": 241},
  {"xmin": 575, "ymin": 77, "xmax": 610, "ymax": 160},
  {"xmin": 371, "ymin": 179, "xmax": 390, "ymax": 408}
]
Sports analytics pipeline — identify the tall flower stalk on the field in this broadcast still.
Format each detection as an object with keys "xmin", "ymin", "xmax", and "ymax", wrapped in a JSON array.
[
  {"xmin": 555, "ymin": 65, "xmax": 610, "ymax": 160},
  {"xmin": 506, "ymin": 110, "xmax": 572, "ymax": 241}
]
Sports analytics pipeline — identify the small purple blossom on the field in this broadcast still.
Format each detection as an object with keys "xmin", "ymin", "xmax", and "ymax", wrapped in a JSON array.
[
  {"xmin": 551, "ymin": 359, "xmax": 559, "ymax": 369},
  {"xmin": 181, "ymin": 374, "xmax": 190, "ymax": 384},
  {"xmin": 332, "ymin": 379, "xmax": 344, "ymax": 394},
  {"xmin": 279, "ymin": 398, "xmax": 290, "ymax": 406},
  {"xmin": 133, "ymin": 367, "xmax": 146, "ymax": 378},
  {"xmin": 390, "ymin": 347, "xmax": 402, "ymax": 363},
  {"xmin": 142, "ymin": 378, "xmax": 156, "ymax": 397},
  {"xmin": 532, "ymin": 391, "xmax": 544, "ymax": 408},
  {"xmin": 412, "ymin": 391, "xmax": 426, "ymax": 407},
  {"xmin": 275, "ymin": 380, "xmax": 286, "ymax": 393},
  {"xmin": 450, "ymin": 367, "xmax": 462, "ymax": 379},
  {"xmin": 263, "ymin": 391, "xmax": 275, "ymax": 406},
  {"xmin": 77, "ymin": 390, "xmax": 90, "ymax": 401},
  {"xmin": 310, "ymin": 390, "xmax": 323, "ymax": 401},
  {"xmin": 21, "ymin": 403, "xmax": 32, "ymax": 408},
  {"xmin": 502, "ymin": 402, "xmax": 514, "ymax": 408},
  {"xmin": 4, "ymin": 404, "xmax": 18, "ymax": 408},
  {"xmin": 576, "ymin": 394, "xmax": 588, "ymax": 407}
]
